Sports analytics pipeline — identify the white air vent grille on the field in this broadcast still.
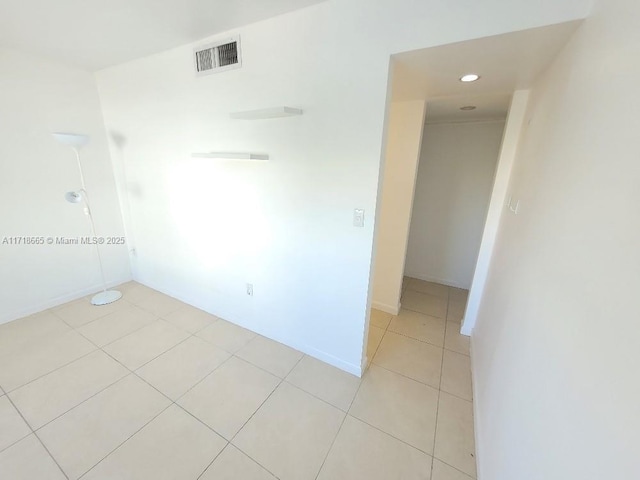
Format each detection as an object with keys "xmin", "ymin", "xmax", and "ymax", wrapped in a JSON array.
[{"xmin": 194, "ymin": 36, "xmax": 241, "ymax": 76}]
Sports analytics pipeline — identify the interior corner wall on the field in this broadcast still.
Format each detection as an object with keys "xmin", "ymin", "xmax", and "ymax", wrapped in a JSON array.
[
  {"xmin": 372, "ymin": 100, "xmax": 426, "ymax": 315},
  {"xmin": 0, "ymin": 48, "xmax": 131, "ymax": 324},
  {"xmin": 472, "ymin": 0, "xmax": 640, "ymax": 477},
  {"xmin": 404, "ymin": 120, "xmax": 505, "ymax": 290},
  {"xmin": 94, "ymin": 0, "xmax": 593, "ymax": 375}
]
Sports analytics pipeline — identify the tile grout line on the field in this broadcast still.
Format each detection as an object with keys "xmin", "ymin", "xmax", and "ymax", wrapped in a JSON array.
[
  {"xmin": 77, "ymin": 402, "xmax": 175, "ymax": 479},
  {"xmin": 74, "ymin": 314, "xmax": 290, "ymax": 480},
  {"xmin": 0, "ymin": 283, "xmax": 201, "ymax": 477},
  {"xmin": 368, "ymin": 361, "xmax": 472, "ymax": 403},
  {"xmin": 3, "ymin": 297, "xmax": 163, "ymax": 395},
  {"xmin": 74, "ymin": 327, "xmax": 205, "ymax": 479},
  {"xmin": 55, "ymin": 322, "xmax": 204, "ymax": 479},
  {"xmin": 346, "ymin": 411, "xmax": 434, "ymax": 457},
  {"xmin": 6, "ymin": 281, "xmax": 468, "ymax": 479},
  {"xmin": 50, "ymin": 300, "xmax": 131, "ymax": 330},
  {"xmin": 18, "ymin": 368, "xmax": 129, "ymax": 433},
  {"xmin": 194, "ymin": 443, "xmax": 231, "ymax": 480},
  {"xmin": 222, "ymin": 354, "xmax": 308, "ymax": 480},
  {"xmin": 433, "ymin": 457, "xmax": 476, "ymax": 479},
  {"xmin": 430, "ymin": 285, "xmax": 451, "ymax": 479},
  {"xmin": 386, "ymin": 325, "xmax": 470, "ymax": 357},
  {"xmin": 3, "ymin": 391, "xmax": 69, "ymax": 479},
  {"xmin": 60, "ymin": 300, "xmax": 303, "ymax": 480},
  {"xmin": 311, "ymin": 347, "xmax": 374, "ymax": 480},
  {"xmin": 312, "ymin": 410, "xmax": 348, "ymax": 480},
  {"xmin": 3, "ymin": 348, "xmax": 99, "ymax": 395}
]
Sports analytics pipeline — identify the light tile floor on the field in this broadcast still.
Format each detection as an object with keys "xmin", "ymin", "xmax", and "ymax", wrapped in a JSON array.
[{"xmin": 0, "ymin": 278, "xmax": 474, "ymax": 479}]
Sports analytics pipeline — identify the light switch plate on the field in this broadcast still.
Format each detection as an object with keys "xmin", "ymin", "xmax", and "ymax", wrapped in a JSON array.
[{"xmin": 353, "ymin": 209, "xmax": 365, "ymax": 227}]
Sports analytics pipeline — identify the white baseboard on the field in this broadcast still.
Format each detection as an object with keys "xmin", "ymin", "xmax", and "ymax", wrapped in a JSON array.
[
  {"xmin": 0, "ymin": 276, "xmax": 132, "ymax": 326},
  {"xmin": 372, "ymin": 300, "xmax": 400, "ymax": 315},
  {"xmin": 130, "ymin": 277, "xmax": 364, "ymax": 378},
  {"xmin": 470, "ymin": 334, "xmax": 482, "ymax": 479},
  {"xmin": 460, "ymin": 320, "xmax": 473, "ymax": 336},
  {"xmin": 404, "ymin": 272, "xmax": 470, "ymax": 290}
]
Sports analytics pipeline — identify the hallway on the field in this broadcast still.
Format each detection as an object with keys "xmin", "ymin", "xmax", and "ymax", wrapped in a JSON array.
[{"xmin": 367, "ymin": 277, "xmax": 474, "ymax": 478}]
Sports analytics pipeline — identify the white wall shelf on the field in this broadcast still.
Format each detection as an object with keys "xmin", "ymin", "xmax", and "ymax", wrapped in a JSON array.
[
  {"xmin": 191, "ymin": 152, "xmax": 269, "ymax": 160},
  {"xmin": 229, "ymin": 106, "xmax": 303, "ymax": 120}
]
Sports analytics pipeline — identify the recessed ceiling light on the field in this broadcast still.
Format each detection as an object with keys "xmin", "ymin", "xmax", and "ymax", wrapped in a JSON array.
[
  {"xmin": 460, "ymin": 74, "xmax": 480, "ymax": 82},
  {"xmin": 460, "ymin": 106, "xmax": 476, "ymax": 111}
]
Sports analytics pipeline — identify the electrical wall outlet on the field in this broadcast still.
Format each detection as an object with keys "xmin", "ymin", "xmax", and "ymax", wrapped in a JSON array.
[{"xmin": 246, "ymin": 283, "xmax": 254, "ymax": 296}]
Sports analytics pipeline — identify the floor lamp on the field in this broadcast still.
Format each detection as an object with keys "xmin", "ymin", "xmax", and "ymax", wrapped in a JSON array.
[{"xmin": 53, "ymin": 132, "xmax": 122, "ymax": 306}]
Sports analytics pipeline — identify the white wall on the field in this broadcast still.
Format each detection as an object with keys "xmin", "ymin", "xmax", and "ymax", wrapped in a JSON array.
[
  {"xmin": 95, "ymin": 0, "xmax": 593, "ymax": 375},
  {"xmin": 0, "ymin": 48, "xmax": 130, "ymax": 323},
  {"xmin": 405, "ymin": 121, "xmax": 505, "ymax": 289},
  {"xmin": 372, "ymin": 100, "xmax": 426, "ymax": 316},
  {"xmin": 472, "ymin": 0, "xmax": 640, "ymax": 477},
  {"xmin": 462, "ymin": 91, "xmax": 529, "ymax": 334}
]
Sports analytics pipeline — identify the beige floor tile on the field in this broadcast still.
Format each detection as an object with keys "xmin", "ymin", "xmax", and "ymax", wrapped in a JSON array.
[
  {"xmin": 286, "ymin": 356, "xmax": 361, "ymax": 411},
  {"xmin": 318, "ymin": 415, "xmax": 432, "ymax": 480},
  {"xmin": 0, "ymin": 330, "xmax": 96, "ymax": 392},
  {"xmin": 200, "ymin": 444, "xmax": 276, "ymax": 480},
  {"xmin": 196, "ymin": 319, "xmax": 256, "ymax": 353},
  {"xmin": 53, "ymin": 298, "xmax": 129, "ymax": 328},
  {"xmin": 440, "ymin": 350, "xmax": 472, "ymax": 401},
  {"xmin": 178, "ymin": 356, "xmax": 279, "ymax": 439},
  {"xmin": 103, "ymin": 319, "xmax": 190, "ymax": 370},
  {"xmin": 350, "ymin": 365, "xmax": 438, "ymax": 453},
  {"xmin": 0, "ymin": 396, "xmax": 31, "ymax": 451},
  {"xmin": 9, "ymin": 350, "xmax": 128, "ymax": 429},
  {"xmin": 0, "ymin": 435, "xmax": 66, "ymax": 480},
  {"xmin": 366, "ymin": 326, "xmax": 385, "ymax": 363},
  {"xmin": 236, "ymin": 336, "xmax": 303, "ymax": 378},
  {"xmin": 137, "ymin": 336, "xmax": 230, "ymax": 400},
  {"xmin": 126, "ymin": 289, "xmax": 186, "ymax": 317},
  {"xmin": 38, "ymin": 375, "xmax": 170, "ymax": 480},
  {"xmin": 434, "ymin": 392, "xmax": 476, "ymax": 477},
  {"xmin": 448, "ymin": 288, "xmax": 469, "ymax": 303},
  {"xmin": 389, "ymin": 309, "xmax": 445, "ymax": 347},
  {"xmin": 82, "ymin": 405, "xmax": 226, "ymax": 480},
  {"xmin": 404, "ymin": 277, "xmax": 450, "ymax": 298},
  {"xmin": 402, "ymin": 290, "xmax": 447, "ymax": 319},
  {"xmin": 446, "ymin": 299, "xmax": 467, "ymax": 323},
  {"xmin": 0, "ymin": 311, "xmax": 70, "ymax": 355},
  {"xmin": 161, "ymin": 304, "xmax": 220, "ymax": 333},
  {"xmin": 432, "ymin": 459, "xmax": 474, "ymax": 480},
  {"xmin": 373, "ymin": 332, "xmax": 442, "ymax": 388},
  {"xmin": 78, "ymin": 305, "xmax": 156, "ymax": 347},
  {"xmin": 444, "ymin": 322, "xmax": 470, "ymax": 356},
  {"xmin": 370, "ymin": 309, "xmax": 392, "ymax": 329},
  {"xmin": 234, "ymin": 382, "xmax": 344, "ymax": 480},
  {"xmin": 118, "ymin": 283, "xmax": 158, "ymax": 303}
]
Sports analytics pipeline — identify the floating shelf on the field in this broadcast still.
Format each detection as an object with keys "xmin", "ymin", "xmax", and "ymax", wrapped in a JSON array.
[
  {"xmin": 191, "ymin": 152, "xmax": 269, "ymax": 161},
  {"xmin": 230, "ymin": 106, "xmax": 303, "ymax": 120}
]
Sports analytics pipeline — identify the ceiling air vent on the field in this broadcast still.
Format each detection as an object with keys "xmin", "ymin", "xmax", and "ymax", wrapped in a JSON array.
[{"xmin": 194, "ymin": 36, "xmax": 241, "ymax": 76}]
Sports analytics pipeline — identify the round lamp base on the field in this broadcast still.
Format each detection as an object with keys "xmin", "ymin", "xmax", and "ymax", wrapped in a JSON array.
[{"xmin": 91, "ymin": 290, "xmax": 123, "ymax": 306}]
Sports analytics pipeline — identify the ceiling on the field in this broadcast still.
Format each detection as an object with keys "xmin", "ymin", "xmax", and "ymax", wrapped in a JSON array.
[
  {"xmin": 391, "ymin": 21, "xmax": 582, "ymax": 122},
  {"xmin": 425, "ymin": 94, "xmax": 512, "ymax": 124},
  {"xmin": 0, "ymin": 0, "xmax": 325, "ymax": 71}
]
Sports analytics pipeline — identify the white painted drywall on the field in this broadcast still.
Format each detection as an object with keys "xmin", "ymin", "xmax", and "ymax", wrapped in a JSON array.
[
  {"xmin": 472, "ymin": 0, "xmax": 640, "ymax": 477},
  {"xmin": 371, "ymin": 100, "xmax": 426, "ymax": 315},
  {"xmin": 95, "ymin": 0, "xmax": 593, "ymax": 374},
  {"xmin": 405, "ymin": 121, "xmax": 505, "ymax": 289},
  {"xmin": 0, "ymin": 48, "xmax": 131, "ymax": 324},
  {"xmin": 461, "ymin": 91, "xmax": 529, "ymax": 335}
]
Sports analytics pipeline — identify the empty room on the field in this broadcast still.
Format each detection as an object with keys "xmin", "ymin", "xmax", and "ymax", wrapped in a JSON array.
[{"xmin": 0, "ymin": 0, "xmax": 638, "ymax": 479}]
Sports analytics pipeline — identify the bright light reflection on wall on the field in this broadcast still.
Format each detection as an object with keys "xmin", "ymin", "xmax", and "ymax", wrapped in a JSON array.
[{"xmin": 168, "ymin": 158, "xmax": 271, "ymax": 270}]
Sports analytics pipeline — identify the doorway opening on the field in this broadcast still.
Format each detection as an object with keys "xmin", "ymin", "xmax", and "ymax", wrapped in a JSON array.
[{"xmin": 364, "ymin": 20, "xmax": 582, "ymax": 368}]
